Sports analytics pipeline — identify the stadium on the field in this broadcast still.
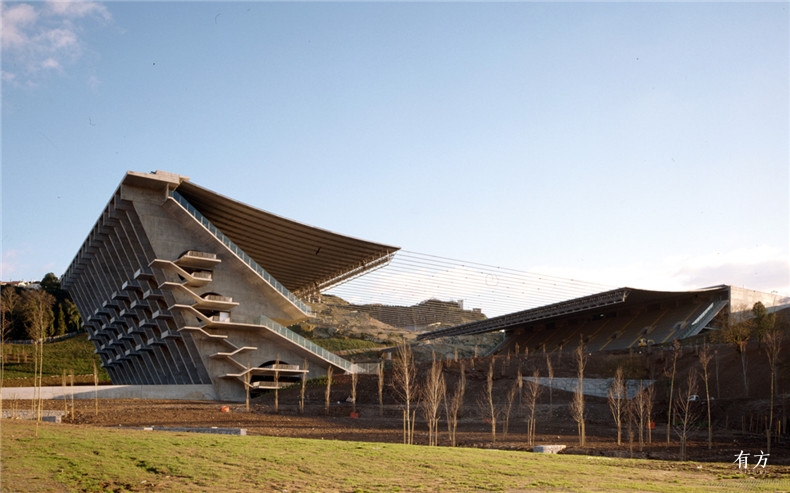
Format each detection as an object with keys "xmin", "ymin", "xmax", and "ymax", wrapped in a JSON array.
[
  {"xmin": 62, "ymin": 170, "xmax": 789, "ymax": 402},
  {"xmin": 61, "ymin": 170, "xmax": 398, "ymax": 401},
  {"xmin": 418, "ymin": 285, "xmax": 788, "ymax": 353}
]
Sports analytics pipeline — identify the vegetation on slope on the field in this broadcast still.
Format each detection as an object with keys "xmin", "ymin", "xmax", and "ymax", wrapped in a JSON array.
[{"xmin": 2, "ymin": 335, "xmax": 109, "ymax": 386}]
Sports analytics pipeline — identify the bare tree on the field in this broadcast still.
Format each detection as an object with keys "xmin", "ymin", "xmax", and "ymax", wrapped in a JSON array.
[
  {"xmin": 644, "ymin": 383, "xmax": 655, "ymax": 445},
  {"xmin": 698, "ymin": 342, "xmax": 713, "ymax": 449},
  {"xmin": 665, "ymin": 339, "xmax": 682, "ymax": 445},
  {"xmin": 569, "ymin": 341, "xmax": 588, "ymax": 446},
  {"xmin": 1, "ymin": 287, "xmax": 19, "ymax": 416},
  {"xmin": 62, "ymin": 369, "xmax": 68, "ymax": 416},
  {"xmin": 607, "ymin": 366, "xmax": 626, "ymax": 445},
  {"xmin": 545, "ymin": 353, "xmax": 554, "ymax": 420},
  {"xmin": 421, "ymin": 353, "xmax": 445, "ymax": 446},
  {"xmin": 673, "ymin": 369, "xmax": 699, "ymax": 461},
  {"xmin": 350, "ymin": 359, "xmax": 359, "ymax": 414},
  {"xmin": 632, "ymin": 382, "xmax": 649, "ymax": 452},
  {"xmin": 93, "ymin": 360, "xmax": 99, "ymax": 416},
  {"xmin": 21, "ymin": 289, "xmax": 54, "ymax": 434},
  {"xmin": 392, "ymin": 343, "xmax": 416, "ymax": 444},
  {"xmin": 523, "ymin": 369, "xmax": 542, "ymax": 446},
  {"xmin": 714, "ymin": 349, "xmax": 720, "ymax": 399},
  {"xmin": 626, "ymin": 403, "xmax": 635, "ymax": 456},
  {"xmin": 68, "ymin": 370, "xmax": 74, "ymax": 420},
  {"xmin": 717, "ymin": 308, "xmax": 753, "ymax": 396},
  {"xmin": 324, "ymin": 366, "xmax": 333, "ymax": 414},
  {"xmin": 299, "ymin": 359, "xmax": 308, "ymax": 414},
  {"xmin": 503, "ymin": 371, "xmax": 521, "ymax": 438},
  {"xmin": 764, "ymin": 328, "xmax": 783, "ymax": 454},
  {"xmin": 273, "ymin": 355, "xmax": 281, "ymax": 413},
  {"xmin": 444, "ymin": 360, "xmax": 465, "ymax": 447},
  {"xmin": 478, "ymin": 360, "xmax": 497, "ymax": 444},
  {"xmin": 243, "ymin": 363, "xmax": 251, "ymax": 412},
  {"xmin": 377, "ymin": 360, "xmax": 384, "ymax": 416}
]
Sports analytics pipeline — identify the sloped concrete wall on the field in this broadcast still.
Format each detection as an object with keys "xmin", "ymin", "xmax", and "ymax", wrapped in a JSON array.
[
  {"xmin": 523, "ymin": 377, "xmax": 654, "ymax": 399},
  {"xmin": 1, "ymin": 384, "xmax": 217, "ymax": 401}
]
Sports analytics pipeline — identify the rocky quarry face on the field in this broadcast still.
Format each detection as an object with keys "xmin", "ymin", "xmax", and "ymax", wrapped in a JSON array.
[{"xmin": 290, "ymin": 295, "xmax": 497, "ymax": 362}]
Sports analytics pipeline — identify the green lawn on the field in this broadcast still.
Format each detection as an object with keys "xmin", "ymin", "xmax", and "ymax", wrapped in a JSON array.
[
  {"xmin": 2, "ymin": 335, "xmax": 110, "ymax": 386},
  {"xmin": 313, "ymin": 337, "xmax": 383, "ymax": 352},
  {"xmin": 2, "ymin": 420, "xmax": 788, "ymax": 492}
]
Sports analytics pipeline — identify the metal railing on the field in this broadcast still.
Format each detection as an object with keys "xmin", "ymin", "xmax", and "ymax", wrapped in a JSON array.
[
  {"xmin": 168, "ymin": 190, "xmax": 311, "ymax": 315},
  {"xmin": 182, "ymin": 250, "xmax": 217, "ymax": 259},
  {"xmin": 255, "ymin": 314, "xmax": 359, "ymax": 373}
]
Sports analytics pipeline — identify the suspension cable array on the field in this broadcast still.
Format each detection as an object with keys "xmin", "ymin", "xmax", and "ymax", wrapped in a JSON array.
[{"xmin": 324, "ymin": 250, "xmax": 613, "ymax": 318}]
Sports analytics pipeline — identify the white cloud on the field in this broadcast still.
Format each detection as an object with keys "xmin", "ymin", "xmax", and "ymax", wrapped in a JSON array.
[
  {"xmin": 534, "ymin": 246, "xmax": 790, "ymax": 296},
  {"xmin": 327, "ymin": 246, "xmax": 790, "ymax": 319},
  {"xmin": 326, "ymin": 254, "xmax": 610, "ymax": 318},
  {"xmin": 45, "ymin": 0, "xmax": 110, "ymax": 21},
  {"xmin": 1, "ymin": 3, "xmax": 37, "ymax": 48},
  {"xmin": 1, "ymin": 248, "xmax": 24, "ymax": 281},
  {"xmin": 41, "ymin": 27, "xmax": 78, "ymax": 49},
  {"xmin": 672, "ymin": 247, "xmax": 790, "ymax": 295},
  {"xmin": 87, "ymin": 74, "xmax": 101, "ymax": 90},
  {"xmin": 1, "ymin": 1, "xmax": 110, "ymax": 84},
  {"xmin": 40, "ymin": 57, "xmax": 61, "ymax": 70}
]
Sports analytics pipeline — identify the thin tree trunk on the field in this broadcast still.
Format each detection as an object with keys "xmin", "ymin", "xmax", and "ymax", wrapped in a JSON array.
[
  {"xmin": 325, "ymin": 366, "xmax": 333, "ymax": 415},
  {"xmin": 377, "ymin": 361, "xmax": 384, "ymax": 417},
  {"xmin": 740, "ymin": 346, "xmax": 749, "ymax": 397},
  {"xmin": 93, "ymin": 360, "xmax": 99, "ymax": 416}
]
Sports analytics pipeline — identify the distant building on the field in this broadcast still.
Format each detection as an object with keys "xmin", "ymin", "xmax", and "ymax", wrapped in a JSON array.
[
  {"xmin": 1, "ymin": 280, "xmax": 41, "ymax": 289},
  {"xmin": 62, "ymin": 171, "xmax": 397, "ymax": 401},
  {"xmin": 418, "ymin": 285, "xmax": 790, "ymax": 354}
]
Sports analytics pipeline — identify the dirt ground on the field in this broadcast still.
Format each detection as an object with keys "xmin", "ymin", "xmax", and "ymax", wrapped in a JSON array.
[
  {"xmin": 13, "ymin": 385, "xmax": 786, "ymax": 472},
  {"xmin": 52, "ymin": 395, "xmax": 787, "ymax": 466},
  {"xmin": 7, "ymin": 347, "xmax": 790, "ymax": 475}
]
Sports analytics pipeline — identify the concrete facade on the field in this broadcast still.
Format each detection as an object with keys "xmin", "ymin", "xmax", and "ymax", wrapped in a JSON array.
[
  {"xmin": 420, "ymin": 285, "xmax": 789, "ymax": 354},
  {"xmin": 0, "ymin": 385, "xmax": 217, "ymax": 401},
  {"xmin": 62, "ymin": 171, "xmax": 397, "ymax": 401},
  {"xmin": 729, "ymin": 286, "xmax": 790, "ymax": 315}
]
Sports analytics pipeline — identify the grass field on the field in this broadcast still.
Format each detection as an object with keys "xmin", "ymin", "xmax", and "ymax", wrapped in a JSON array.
[
  {"xmin": 313, "ymin": 337, "xmax": 383, "ymax": 352},
  {"xmin": 2, "ymin": 420, "xmax": 788, "ymax": 492},
  {"xmin": 2, "ymin": 336, "xmax": 109, "ymax": 386}
]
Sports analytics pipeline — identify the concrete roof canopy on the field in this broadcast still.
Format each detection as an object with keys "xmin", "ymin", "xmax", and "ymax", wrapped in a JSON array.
[
  {"xmin": 172, "ymin": 179, "xmax": 399, "ymax": 297},
  {"xmin": 60, "ymin": 170, "xmax": 400, "ymax": 400}
]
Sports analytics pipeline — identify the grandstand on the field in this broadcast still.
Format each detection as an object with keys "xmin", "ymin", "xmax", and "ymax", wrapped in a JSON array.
[
  {"xmin": 61, "ymin": 171, "xmax": 397, "ymax": 401},
  {"xmin": 418, "ymin": 285, "xmax": 790, "ymax": 354},
  {"xmin": 61, "ymin": 171, "xmax": 789, "ymax": 402}
]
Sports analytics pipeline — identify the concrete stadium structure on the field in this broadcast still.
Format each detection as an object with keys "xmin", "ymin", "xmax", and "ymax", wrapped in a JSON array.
[
  {"xmin": 62, "ymin": 171, "xmax": 397, "ymax": 401},
  {"xmin": 418, "ymin": 285, "xmax": 790, "ymax": 354}
]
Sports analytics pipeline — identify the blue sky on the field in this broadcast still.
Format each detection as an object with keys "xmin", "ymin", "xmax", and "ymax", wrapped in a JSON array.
[{"xmin": 2, "ymin": 1, "xmax": 788, "ymax": 299}]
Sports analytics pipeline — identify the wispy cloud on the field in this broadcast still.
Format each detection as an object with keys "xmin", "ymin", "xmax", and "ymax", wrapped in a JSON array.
[
  {"xmin": 1, "ymin": 0, "xmax": 111, "ymax": 85},
  {"xmin": 45, "ymin": 0, "xmax": 110, "ymax": 20},
  {"xmin": 534, "ymin": 246, "xmax": 790, "ymax": 296},
  {"xmin": 1, "ymin": 248, "xmax": 25, "ymax": 281},
  {"xmin": 672, "ymin": 247, "xmax": 790, "ymax": 295},
  {"xmin": 1, "ymin": 3, "xmax": 38, "ymax": 49}
]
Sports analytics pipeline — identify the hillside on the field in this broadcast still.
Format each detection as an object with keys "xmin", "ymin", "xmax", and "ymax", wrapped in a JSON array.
[
  {"xmin": 287, "ymin": 294, "xmax": 497, "ymax": 360},
  {"xmin": 2, "ymin": 334, "xmax": 110, "ymax": 387},
  {"xmin": 2, "ymin": 295, "xmax": 497, "ymax": 384},
  {"xmin": 347, "ymin": 298, "xmax": 486, "ymax": 331}
]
